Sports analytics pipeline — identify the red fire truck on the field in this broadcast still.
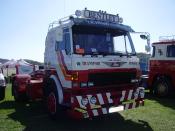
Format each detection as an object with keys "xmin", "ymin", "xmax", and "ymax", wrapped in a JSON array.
[
  {"xmin": 12, "ymin": 9, "xmax": 150, "ymax": 119},
  {"xmin": 148, "ymin": 36, "xmax": 175, "ymax": 97}
]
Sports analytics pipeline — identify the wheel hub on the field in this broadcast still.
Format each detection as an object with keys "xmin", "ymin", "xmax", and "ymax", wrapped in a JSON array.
[{"xmin": 157, "ymin": 83, "xmax": 166, "ymax": 95}]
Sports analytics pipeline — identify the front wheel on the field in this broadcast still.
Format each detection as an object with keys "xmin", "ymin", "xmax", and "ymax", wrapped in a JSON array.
[
  {"xmin": 44, "ymin": 79, "xmax": 63, "ymax": 120},
  {"xmin": 153, "ymin": 78, "xmax": 171, "ymax": 97},
  {"xmin": 12, "ymin": 81, "xmax": 28, "ymax": 102}
]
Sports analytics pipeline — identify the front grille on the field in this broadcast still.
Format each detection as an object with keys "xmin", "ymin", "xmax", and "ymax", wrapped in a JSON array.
[{"xmin": 88, "ymin": 72, "xmax": 136, "ymax": 87}]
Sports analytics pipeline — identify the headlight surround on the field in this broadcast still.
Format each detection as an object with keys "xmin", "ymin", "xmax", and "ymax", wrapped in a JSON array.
[
  {"xmin": 81, "ymin": 98, "xmax": 88, "ymax": 106},
  {"xmin": 90, "ymin": 96, "xmax": 97, "ymax": 104}
]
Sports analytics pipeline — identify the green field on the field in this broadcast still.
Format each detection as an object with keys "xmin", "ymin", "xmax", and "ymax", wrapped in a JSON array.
[{"xmin": 0, "ymin": 84, "xmax": 175, "ymax": 131}]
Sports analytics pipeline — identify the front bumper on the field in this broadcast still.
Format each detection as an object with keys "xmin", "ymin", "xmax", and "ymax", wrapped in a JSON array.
[{"xmin": 68, "ymin": 87, "xmax": 145, "ymax": 119}]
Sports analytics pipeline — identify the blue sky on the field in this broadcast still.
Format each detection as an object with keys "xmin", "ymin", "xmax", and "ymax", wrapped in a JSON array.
[{"xmin": 0, "ymin": 0, "xmax": 175, "ymax": 62}]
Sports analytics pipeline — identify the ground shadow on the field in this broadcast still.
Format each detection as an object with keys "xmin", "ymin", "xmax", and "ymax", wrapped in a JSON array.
[
  {"xmin": 145, "ymin": 93, "xmax": 175, "ymax": 110},
  {"xmin": 0, "ymin": 100, "xmax": 153, "ymax": 131}
]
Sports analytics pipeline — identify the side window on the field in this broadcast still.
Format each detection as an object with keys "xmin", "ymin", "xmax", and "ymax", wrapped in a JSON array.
[
  {"xmin": 55, "ymin": 28, "xmax": 71, "ymax": 55},
  {"xmin": 158, "ymin": 49, "xmax": 163, "ymax": 56},
  {"xmin": 64, "ymin": 33, "xmax": 71, "ymax": 55},
  {"xmin": 55, "ymin": 41, "xmax": 65, "ymax": 51},
  {"xmin": 152, "ymin": 46, "xmax": 155, "ymax": 57},
  {"xmin": 167, "ymin": 45, "xmax": 175, "ymax": 57}
]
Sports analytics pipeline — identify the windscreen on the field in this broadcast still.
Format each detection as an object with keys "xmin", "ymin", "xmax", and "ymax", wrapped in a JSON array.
[{"xmin": 72, "ymin": 25, "xmax": 135, "ymax": 55}]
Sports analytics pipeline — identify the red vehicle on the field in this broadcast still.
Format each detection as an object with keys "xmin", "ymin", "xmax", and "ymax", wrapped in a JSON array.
[
  {"xmin": 12, "ymin": 69, "xmax": 44, "ymax": 101},
  {"xmin": 148, "ymin": 36, "xmax": 175, "ymax": 97},
  {"xmin": 12, "ymin": 9, "xmax": 150, "ymax": 119}
]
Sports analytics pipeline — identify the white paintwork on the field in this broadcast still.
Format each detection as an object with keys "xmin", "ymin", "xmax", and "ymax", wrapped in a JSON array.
[
  {"xmin": 72, "ymin": 55, "xmax": 140, "ymax": 71},
  {"xmin": 97, "ymin": 93, "xmax": 105, "ymax": 105},
  {"xmin": 92, "ymin": 109, "xmax": 98, "ymax": 116},
  {"xmin": 120, "ymin": 90, "xmax": 126, "ymax": 101},
  {"xmin": 45, "ymin": 28, "xmax": 71, "ymax": 88},
  {"xmin": 102, "ymin": 108, "xmax": 108, "ymax": 114},
  {"xmin": 50, "ymin": 75, "xmax": 63, "ymax": 104},
  {"xmin": 106, "ymin": 92, "xmax": 113, "ymax": 103},
  {"xmin": 151, "ymin": 43, "xmax": 175, "ymax": 61},
  {"xmin": 109, "ymin": 105, "xmax": 124, "ymax": 113}
]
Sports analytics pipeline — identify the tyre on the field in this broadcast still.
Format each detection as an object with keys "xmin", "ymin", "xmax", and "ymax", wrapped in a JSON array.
[
  {"xmin": 0, "ymin": 87, "xmax": 5, "ymax": 101},
  {"xmin": 44, "ymin": 79, "xmax": 63, "ymax": 120},
  {"xmin": 12, "ymin": 81, "xmax": 28, "ymax": 102},
  {"xmin": 153, "ymin": 77, "xmax": 171, "ymax": 97}
]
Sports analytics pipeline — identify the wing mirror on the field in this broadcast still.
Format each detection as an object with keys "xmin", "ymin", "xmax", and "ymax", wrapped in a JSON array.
[{"xmin": 140, "ymin": 34, "xmax": 151, "ymax": 53}]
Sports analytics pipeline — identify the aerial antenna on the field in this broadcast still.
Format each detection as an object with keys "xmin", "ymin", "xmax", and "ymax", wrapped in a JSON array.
[{"xmin": 63, "ymin": 0, "xmax": 66, "ymax": 17}]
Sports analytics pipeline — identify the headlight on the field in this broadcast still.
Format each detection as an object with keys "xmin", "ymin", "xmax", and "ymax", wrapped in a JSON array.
[
  {"xmin": 90, "ymin": 96, "xmax": 97, "ymax": 104},
  {"xmin": 81, "ymin": 98, "xmax": 88, "ymax": 106},
  {"xmin": 131, "ymin": 79, "xmax": 139, "ymax": 83}
]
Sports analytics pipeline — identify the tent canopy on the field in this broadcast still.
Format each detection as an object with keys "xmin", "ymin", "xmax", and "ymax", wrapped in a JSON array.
[
  {"xmin": 17, "ymin": 59, "xmax": 31, "ymax": 66},
  {"xmin": 1, "ymin": 59, "xmax": 32, "ymax": 68},
  {"xmin": 1, "ymin": 59, "xmax": 17, "ymax": 68}
]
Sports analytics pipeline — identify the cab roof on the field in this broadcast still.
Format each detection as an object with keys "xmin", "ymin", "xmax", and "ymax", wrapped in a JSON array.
[{"xmin": 153, "ymin": 40, "xmax": 175, "ymax": 45}]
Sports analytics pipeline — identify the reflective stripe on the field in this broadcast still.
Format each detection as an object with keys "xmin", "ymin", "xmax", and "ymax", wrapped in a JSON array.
[
  {"xmin": 132, "ymin": 90, "xmax": 139, "ymax": 108},
  {"xmin": 106, "ymin": 92, "xmax": 113, "ymax": 103},
  {"xmin": 87, "ymin": 95, "xmax": 93, "ymax": 108},
  {"xmin": 97, "ymin": 93, "xmax": 104, "ymax": 105},
  {"xmin": 125, "ymin": 103, "xmax": 130, "ymax": 110},
  {"xmin": 132, "ymin": 102, "xmax": 136, "ymax": 108},
  {"xmin": 127, "ymin": 90, "xmax": 133, "ymax": 100},
  {"xmin": 120, "ymin": 91, "xmax": 126, "ymax": 102},
  {"xmin": 76, "ymin": 96, "xmax": 86, "ymax": 109},
  {"xmin": 92, "ymin": 109, "xmax": 98, "ymax": 116},
  {"xmin": 74, "ymin": 108, "xmax": 87, "ymax": 113},
  {"xmin": 102, "ymin": 108, "xmax": 107, "ymax": 114}
]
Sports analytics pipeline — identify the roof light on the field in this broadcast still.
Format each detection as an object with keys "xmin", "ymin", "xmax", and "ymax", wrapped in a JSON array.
[
  {"xmin": 75, "ymin": 10, "xmax": 82, "ymax": 17},
  {"xmin": 75, "ymin": 8, "xmax": 123, "ymax": 24}
]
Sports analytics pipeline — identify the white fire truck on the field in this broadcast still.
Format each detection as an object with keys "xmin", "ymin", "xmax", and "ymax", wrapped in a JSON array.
[
  {"xmin": 148, "ymin": 36, "xmax": 175, "ymax": 97},
  {"xmin": 12, "ymin": 9, "xmax": 150, "ymax": 119}
]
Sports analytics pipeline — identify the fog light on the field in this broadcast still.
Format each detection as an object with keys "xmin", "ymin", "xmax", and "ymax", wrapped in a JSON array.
[
  {"xmin": 81, "ymin": 83, "xmax": 87, "ymax": 87},
  {"xmin": 88, "ymin": 82, "xmax": 94, "ymax": 87},
  {"xmin": 81, "ymin": 98, "xmax": 88, "ymax": 106},
  {"xmin": 90, "ymin": 96, "xmax": 97, "ymax": 104}
]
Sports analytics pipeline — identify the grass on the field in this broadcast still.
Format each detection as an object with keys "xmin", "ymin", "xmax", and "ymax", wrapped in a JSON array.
[{"xmin": 0, "ymin": 84, "xmax": 175, "ymax": 131}]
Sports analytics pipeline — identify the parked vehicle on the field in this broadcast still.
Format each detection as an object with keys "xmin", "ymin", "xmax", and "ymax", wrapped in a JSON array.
[
  {"xmin": 12, "ymin": 9, "xmax": 150, "ymax": 119},
  {"xmin": 0, "ymin": 69, "xmax": 6, "ymax": 100},
  {"xmin": 148, "ymin": 36, "xmax": 175, "ymax": 97}
]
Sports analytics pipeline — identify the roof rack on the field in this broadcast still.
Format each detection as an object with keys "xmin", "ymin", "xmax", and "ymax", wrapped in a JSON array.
[
  {"xmin": 48, "ymin": 15, "xmax": 74, "ymax": 31},
  {"xmin": 48, "ymin": 8, "xmax": 123, "ymax": 31},
  {"xmin": 159, "ymin": 35, "xmax": 175, "ymax": 42}
]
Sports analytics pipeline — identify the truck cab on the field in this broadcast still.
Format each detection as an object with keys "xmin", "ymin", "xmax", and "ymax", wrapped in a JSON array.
[
  {"xmin": 44, "ymin": 9, "xmax": 149, "ymax": 119},
  {"xmin": 148, "ymin": 36, "xmax": 175, "ymax": 97}
]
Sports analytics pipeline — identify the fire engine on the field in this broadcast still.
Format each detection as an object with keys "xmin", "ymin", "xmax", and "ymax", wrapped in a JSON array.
[
  {"xmin": 12, "ymin": 9, "xmax": 150, "ymax": 119},
  {"xmin": 148, "ymin": 36, "xmax": 175, "ymax": 97}
]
